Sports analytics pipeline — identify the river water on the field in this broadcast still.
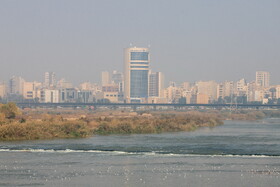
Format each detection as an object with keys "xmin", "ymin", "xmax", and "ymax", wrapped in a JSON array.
[{"xmin": 1, "ymin": 119, "xmax": 280, "ymax": 186}]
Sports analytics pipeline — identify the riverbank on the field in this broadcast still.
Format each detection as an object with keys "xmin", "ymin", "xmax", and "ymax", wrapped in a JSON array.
[
  {"xmin": 0, "ymin": 105, "xmax": 223, "ymax": 141},
  {"xmin": 1, "ymin": 103, "xmax": 279, "ymax": 141}
]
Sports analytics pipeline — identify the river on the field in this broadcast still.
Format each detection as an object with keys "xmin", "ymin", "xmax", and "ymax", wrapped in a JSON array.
[{"xmin": 1, "ymin": 119, "xmax": 280, "ymax": 186}]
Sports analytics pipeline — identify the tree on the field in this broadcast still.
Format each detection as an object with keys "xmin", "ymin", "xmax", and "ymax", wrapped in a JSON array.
[
  {"xmin": 178, "ymin": 97, "xmax": 186, "ymax": 104},
  {"xmin": 97, "ymin": 99, "xmax": 110, "ymax": 103},
  {"xmin": 0, "ymin": 102, "xmax": 21, "ymax": 119},
  {"xmin": 217, "ymin": 97, "xmax": 225, "ymax": 104},
  {"xmin": 236, "ymin": 96, "xmax": 247, "ymax": 104}
]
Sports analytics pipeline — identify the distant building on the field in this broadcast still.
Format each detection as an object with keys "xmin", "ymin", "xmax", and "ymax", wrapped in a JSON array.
[
  {"xmin": 0, "ymin": 82, "xmax": 6, "ymax": 99},
  {"xmin": 102, "ymin": 84, "xmax": 119, "ymax": 92},
  {"xmin": 181, "ymin": 90, "xmax": 192, "ymax": 104},
  {"xmin": 77, "ymin": 90, "xmax": 93, "ymax": 103},
  {"xmin": 57, "ymin": 78, "xmax": 73, "ymax": 89},
  {"xmin": 181, "ymin": 82, "xmax": 191, "ymax": 91},
  {"xmin": 79, "ymin": 82, "xmax": 93, "ymax": 91},
  {"xmin": 254, "ymin": 90, "xmax": 265, "ymax": 102},
  {"xmin": 9, "ymin": 76, "xmax": 25, "ymax": 95},
  {"xmin": 276, "ymin": 86, "xmax": 280, "ymax": 99},
  {"xmin": 236, "ymin": 78, "xmax": 247, "ymax": 96},
  {"xmin": 217, "ymin": 81, "xmax": 234, "ymax": 99},
  {"xmin": 247, "ymin": 81, "xmax": 258, "ymax": 102},
  {"xmin": 95, "ymin": 92, "xmax": 123, "ymax": 103},
  {"xmin": 101, "ymin": 71, "xmax": 111, "ymax": 86},
  {"xmin": 99, "ymin": 82, "xmax": 123, "ymax": 103},
  {"xmin": 149, "ymin": 72, "xmax": 164, "ymax": 98},
  {"xmin": 124, "ymin": 47, "xmax": 150, "ymax": 102},
  {"xmin": 22, "ymin": 81, "xmax": 42, "ymax": 100},
  {"xmin": 169, "ymin": 81, "xmax": 176, "ymax": 87},
  {"xmin": 112, "ymin": 70, "xmax": 124, "ymax": 92},
  {"xmin": 217, "ymin": 84, "xmax": 224, "ymax": 99},
  {"xmin": 164, "ymin": 86, "xmax": 182, "ymax": 103},
  {"xmin": 196, "ymin": 81, "xmax": 218, "ymax": 102},
  {"xmin": 59, "ymin": 88, "xmax": 78, "ymax": 103},
  {"xmin": 112, "ymin": 71, "xmax": 123, "ymax": 84},
  {"xmin": 44, "ymin": 72, "xmax": 56, "ymax": 88},
  {"xmin": 190, "ymin": 93, "xmax": 209, "ymax": 104},
  {"xmin": 256, "ymin": 71, "xmax": 270, "ymax": 88},
  {"xmin": 40, "ymin": 89, "xmax": 59, "ymax": 103},
  {"xmin": 196, "ymin": 93, "xmax": 209, "ymax": 104}
]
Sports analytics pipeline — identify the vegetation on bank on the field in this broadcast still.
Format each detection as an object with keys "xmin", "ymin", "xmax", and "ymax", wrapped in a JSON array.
[
  {"xmin": 218, "ymin": 110, "xmax": 280, "ymax": 121},
  {"xmin": 2, "ymin": 102, "xmax": 280, "ymax": 141},
  {"xmin": 92, "ymin": 112, "xmax": 223, "ymax": 135},
  {"xmin": 0, "ymin": 103, "xmax": 223, "ymax": 141}
]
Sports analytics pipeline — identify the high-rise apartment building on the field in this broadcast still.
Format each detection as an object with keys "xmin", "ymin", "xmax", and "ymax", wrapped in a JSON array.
[
  {"xmin": 101, "ymin": 71, "xmax": 111, "ymax": 86},
  {"xmin": 9, "ymin": 76, "xmax": 25, "ymax": 95},
  {"xmin": 149, "ymin": 72, "xmax": 164, "ymax": 98},
  {"xmin": 44, "ymin": 72, "xmax": 56, "ymax": 88},
  {"xmin": 234, "ymin": 78, "xmax": 247, "ymax": 97},
  {"xmin": 124, "ymin": 47, "xmax": 150, "ymax": 102},
  {"xmin": 41, "ymin": 89, "xmax": 59, "ymax": 103},
  {"xmin": 276, "ymin": 86, "xmax": 280, "ymax": 99},
  {"xmin": 56, "ymin": 78, "xmax": 73, "ymax": 89},
  {"xmin": 112, "ymin": 70, "xmax": 124, "ymax": 92},
  {"xmin": 181, "ymin": 82, "xmax": 191, "ymax": 91},
  {"xmin": 217, "ymin": 81, "xmax": 234, "ymax": 99},
  {"xmin": 196, "ymin": 81, "xmax": 218, "ymax": 102},
  {"xmin": 22, "ymin": 81, "xmax": 42, "ymax": 100},
  {"xmin": 256, "ymin": 71, "xmax": 270, "ymax": 88},
  {"xmin": 112, "ymin": 71, "xmax": 123, "ymax": 85},
  {"xmin": 79, "ymin": 82, "xmax": 93, "ymax": 90},
  {"xmin": 0, "ymin": 82, "xmax": 6, "ymax": 99},
  {"xmin": 247, "ymin": 81, "xmax": 257, "ymax": 102}
]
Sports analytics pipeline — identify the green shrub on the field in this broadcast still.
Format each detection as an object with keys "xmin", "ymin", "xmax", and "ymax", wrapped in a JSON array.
[{"xmin": 0, "ymin": 103, "xmax": 21, "ymax": 119}]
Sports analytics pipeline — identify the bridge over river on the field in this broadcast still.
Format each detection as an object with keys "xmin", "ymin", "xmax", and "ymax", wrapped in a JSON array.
[{"xmin": 16, "ymin": 102, "xmax": 280, "ymax": 110}]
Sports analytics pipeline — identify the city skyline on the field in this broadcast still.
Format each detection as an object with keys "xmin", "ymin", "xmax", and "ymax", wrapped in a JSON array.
[
  {"xmin": 0, "ymin": 0, "xmax": 280, "ymax": 85},
  {"xmin": 0, "ymin": 65, "xmax": 278, "ymax": 105},
  {"xmin": 0, "ymin": 66, "xmax": 276, "ymax": 88},
  {"xmin": 0, "ymin": 44, "xmax": 278, "ymax": 85},
  {"xmin": 0, "ymin": 45, "xmax": 278, "ymax": 87},
  {"xmin": 0, "ymin": 41, "xmax": 278, "ymax": 85}
]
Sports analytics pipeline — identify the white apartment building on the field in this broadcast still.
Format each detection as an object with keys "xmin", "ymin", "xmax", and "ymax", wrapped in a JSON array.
[
  {"xmin": 41, "ymin": 89, "xmax": 59, "ymax": 103},
  {"xmin": 256, "ymin": 71, "xmax": 270, "ymax": 88},
  {"xmin": 44, "ymin": 72, "xmax": 56, "ymax": 88},
  {"xmin": 149, "ymin": 72, "xmax": 164, "ymax": 98},
  {"xmin": 0, "ymin": 82, "xmax": 6, "ymax": 98}
]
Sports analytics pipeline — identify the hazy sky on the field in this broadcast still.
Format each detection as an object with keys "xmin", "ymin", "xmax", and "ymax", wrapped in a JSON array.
[{"xmin": 0, "ymin": 0, "xmax": 279, "ymax": 85}]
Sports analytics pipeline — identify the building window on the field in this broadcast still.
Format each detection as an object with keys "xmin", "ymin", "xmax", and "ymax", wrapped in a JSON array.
[
  {"xmin": 130, "ymin": 66, "xmax": 149, "ymax": 69},
  {"xmin": 130, "ymin": 52, "xmax": 149, "ymax": 60},
  {"xmin": 130, "ymin": 62, "xmax": 149, "ymax": 65}
]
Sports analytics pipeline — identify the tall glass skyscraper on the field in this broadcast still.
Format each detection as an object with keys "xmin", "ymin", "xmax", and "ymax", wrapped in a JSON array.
[{"xmin": 124, "ymin": 47, "xmax": 150, "ymax": 102}]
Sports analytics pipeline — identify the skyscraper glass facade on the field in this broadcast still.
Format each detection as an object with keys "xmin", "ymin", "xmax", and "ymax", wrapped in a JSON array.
[
  {"xmin": 124, "ymin": 48, "xmax": 150, "ymax": 101},
  {"xmin": 130, "ymin": 70, "xmax": 149, "ymax": 98},
  {"xmin": 130, "ymin": 52, "xmax": 149, "ymax": 61},
  {"xmin": 129, "ymin": 51, "xmax": 149, "ymax": 98}
]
